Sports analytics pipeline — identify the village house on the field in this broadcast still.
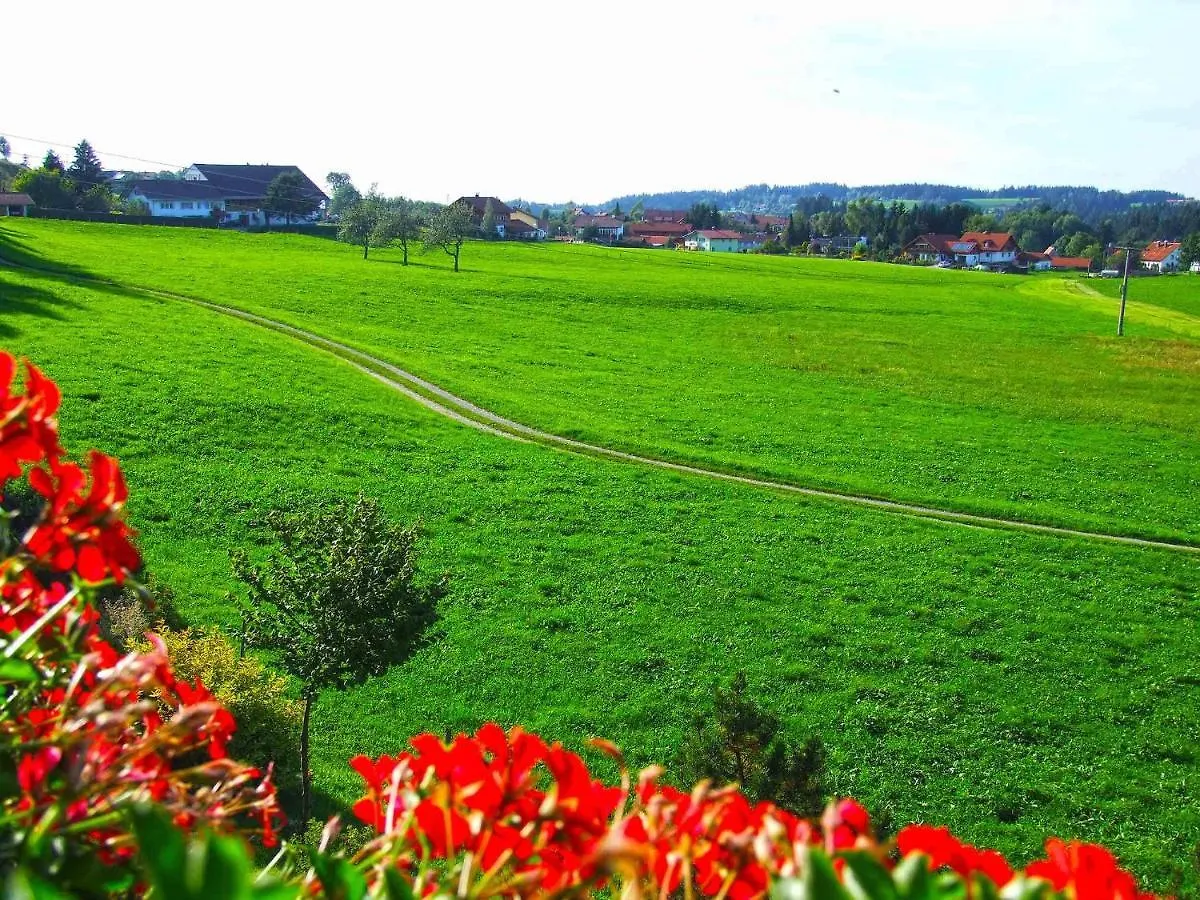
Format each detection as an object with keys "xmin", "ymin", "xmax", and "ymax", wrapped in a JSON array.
[
  {"xmin": 1192, "ymin": 261, "xmax": 1200, "ymax": 274},
  {"xmin": 810, "ymin": 235, "xmax": 869, "ymax": 255},
  {"xmin": 901, "ymin": 233, "xmax": 959, "ymax": 264},
  {"xmin": 453, "ymin": 196, "xmax": 514, "ymax": 237},
  {"xmin": 1019, "ymin": 251, "xmax": 1052, "ymax": 271},
  {"xmin": 0, "ymin": 193, "xmax": 35, "ymax": 216},
  {"xmin": 128, "ymin": 164, "xmax": 327, "ymax": 226},
  {"xmin": 572, "ymin": 214, "xmax": 626, "ymax": 243},
  {"xmin": 683, "ymin": 229, "xmax": 742, "ymax": 252},
  {"xmin": 1140, "ymin": 240, "xmax": 1182, "ymax": 273},
  {"xmin": 627, "ymin": 221, "xmax": 692, "ymax": 247},
  {"xmin": 642, "ymin": 208, "xmax": 688, "ymax": 224}
]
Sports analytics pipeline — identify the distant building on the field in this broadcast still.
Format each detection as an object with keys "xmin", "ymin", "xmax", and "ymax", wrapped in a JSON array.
[
  {"xmin": 1191, "ymin": 260, "xmax": 1200, "ymax": 274},
  {"xmin": 901, "ymin": 233, "xmax": 959, "ymax": 264},
  {"xmin": 642, "ymin": 208, "xmax": 688, "ymax": 224},
  {"xmin": 127, "ymin": 164, "xmax": 327, "ymax": 227},
  {"xmin": 1020, "ymin": 251, "xmax": 1052, "ymax": 271},
  {"xmin": 1140, "ymin": 240, "xmax": 1182, "ymax": 273},
  {"xmin": 1049, "ymin": 256, "xmax": 1093, "ymax": 272},
  {"xmin": 627, "ymin": 221, "xmax": 692, "ymax": 246},
  {"xmin": 572, "ymin": 214, "xmax": 626, "ymax": 242},
  {"xmin": 0, "ymin": 192, "xmax": 34, "ymax": 216},
  {"xmin": 683, "ymin": 229, "xmax": 742, "ymax": 252}
]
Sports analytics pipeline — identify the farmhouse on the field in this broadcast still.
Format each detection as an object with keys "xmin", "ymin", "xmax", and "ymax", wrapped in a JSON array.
[
  {"xmin": 902, "ymin": 233, "xmax": 959, "ymax": 263},
  {"xmin": 1192, "ymin": 261, "xmax": 1200, "ymax": 274},
  {"xmin": 951, "ymin": 232, "xmax": 1019, "ymax": 269},
  {"xmin": 683, "ymin": 229, "xmax": 742, "ymax": 252},
  {"xmin": 1140, "ymin": 240, "xmax": 1182, "ymax": 273},
  {"xmin": 128, "ymin": 164, "xmax": 327, "ymax": 226},
  {"xmin": 0, "ymin": 193, "xmax": 34, "ymax": 216},
  {"xmin": 642, "ymin": 208, "xmax": 688, "ymax": 224},
  {"xmin": 627, "ymin": 221, "xmax": 692, "ymax": 246},
  {"xmin": 572, "ymin": 215, "xmax": 626, "ymax": 242}
]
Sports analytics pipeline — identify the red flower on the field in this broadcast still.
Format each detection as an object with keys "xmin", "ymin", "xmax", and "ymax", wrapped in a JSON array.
[
  {"xmin": 896, "ymin": 824, "xmax": 1014, "ymax": 888},
  {"xmin": 1027, "ymin": 839, "xmax": 1152, "ymax": 900}
]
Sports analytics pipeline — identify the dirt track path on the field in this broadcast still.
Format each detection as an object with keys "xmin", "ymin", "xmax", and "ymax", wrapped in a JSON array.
[{"xmin": 5, "ymin": 259, "xmax": 1199, "ymax": 554}]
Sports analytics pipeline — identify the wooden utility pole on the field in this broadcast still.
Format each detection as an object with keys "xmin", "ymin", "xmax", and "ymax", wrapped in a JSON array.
[{"xmin": 1116, "ymin": 245, "xmax": 1137, "ymax": 336}]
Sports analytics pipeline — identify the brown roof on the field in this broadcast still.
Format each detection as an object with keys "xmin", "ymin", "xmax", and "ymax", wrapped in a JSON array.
[
  {"xmin": 644, "ymin": 208, "xmax": 688, "ymax": 222},
  {"xmin": 904, "ymin": 233, "xmax": 959, "ymax": 254},
  {"xmin": 0, "ymin": 193, "xmax": 35, "ymax": 206},
  {"xmin": 573, "ymin": 215, "xmax": 624, "ymax": 229},
  {"xmin": 1142, "ymin": 241, "xmax": 1181, "ymax": 262},
  {"xmin": 1049, "ymin": 256, "xmax": 1093, "ymax": 270},
  {"xmin": 691, "ymin": 230, "xmax": 742, "ymax": 240},
  {"xmin": 628, "ymin": 221, "xmax": 692, "ymax": 236},
  {"xmin": 454, "ymin": 196, "xmax": 514, "ymax": 219}
]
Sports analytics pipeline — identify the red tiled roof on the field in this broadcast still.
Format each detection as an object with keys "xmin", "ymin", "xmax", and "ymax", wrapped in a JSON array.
[
  {"xmin": 1142, "ymin": 241, "xmax": 1181, "ymax": 262},
  {"xmin": 642, "ymin": 235, "xmax": 670, "ymax": 247},
  {"xmin": 1049, "ymin": 256, "xmax": 1092, "ymax": 270},
  {"xmin": 960, "ymin": 231, "xmax": 1017, "ymax": 251},
  {"xmin": 644, "ymin": 208, "xmax": 688, "ymax": 222}
]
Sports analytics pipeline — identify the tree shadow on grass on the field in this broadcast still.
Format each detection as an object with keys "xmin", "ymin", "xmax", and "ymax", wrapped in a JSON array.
[{"xmin": 0, "ymin": 222, "xmax": 105, "ymax": 282}]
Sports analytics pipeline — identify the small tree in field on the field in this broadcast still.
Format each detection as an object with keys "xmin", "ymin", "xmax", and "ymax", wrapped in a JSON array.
[
  {"xmin": 382, "ymin": 197, "xmax": 424, "ymax": 265},
  {"xmin": 675, "ymin": 672, "xmax": 827, "ymax": 819},
  {"xmin": 233, "ymin": 495, "xmax": 445, "ymax": 824},
  {"xmin": 338, "ymin": 190, "xmax": 388, "ymax": 258},
  {"xmin": 423, "ymin": 200, "xmax": 473, "ymax": 272},
  {"xmin": 264, "ymin": 170, "xmax": 318, "ymax": 226}
]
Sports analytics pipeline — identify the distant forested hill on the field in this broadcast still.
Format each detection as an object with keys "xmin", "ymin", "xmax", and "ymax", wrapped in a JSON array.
[{"xmin": 595, "ymin": 183, "xmax": 1186, "ymax": 221}]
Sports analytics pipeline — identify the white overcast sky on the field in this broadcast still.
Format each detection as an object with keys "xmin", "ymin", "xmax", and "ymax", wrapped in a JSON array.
[{"xmin": 4, "ymin": 0, "xmax": 1198, "ymax": 203}]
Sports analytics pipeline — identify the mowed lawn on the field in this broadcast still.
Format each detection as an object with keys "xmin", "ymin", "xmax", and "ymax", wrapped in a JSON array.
[
  {"xmin": 1, "ymin": 263, "xmax": 1198, "ymax": 891},
  {"xmin": 3, "ymin": 220, "xmax": 1200, "ymax": 542}
]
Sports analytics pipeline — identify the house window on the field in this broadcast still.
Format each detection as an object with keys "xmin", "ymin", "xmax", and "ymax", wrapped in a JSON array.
[
  {"xmin": 181, "ymin": 202, "xmax": 194, "ymax": 209},
  {"xmin": 160, "ymin": 202, "xmax": 174, "ymax": 210}
]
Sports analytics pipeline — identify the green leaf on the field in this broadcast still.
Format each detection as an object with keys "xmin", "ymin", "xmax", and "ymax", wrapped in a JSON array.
[
  {"xmin": 841, "ymin": 851, "xmax": 899, "ymax": 900},
  {"xmin": 380, "ymin": 868, "xmax": 415, "ymax": 900},
  {"xmin": 999, "ymin": 876, "xmax": 1053, "ymax": 900},
  {"xmin": 0, "ymin": 657, "xmax": 39, "ymax": 683},
  {"xmin": 189, "ymin": 832, "xmax": 253, "ymax": 899},
  {"xmin": 892, "ymin": 854, "xmax": 932, "ymax": 900},
  {"xmin": 309, "ymin": 849, "xmax": 367, "ymax": 900},
  {"xmin": 130, "ymin": 805, "xmax": 189, "ymax": 897},
  {"xmin": 5, "ymin": 869, "xmax": 71, "ymax": 900},
  {"xmin": 773, "ymin": 847, "xmax": 853, "ymax": 900}
]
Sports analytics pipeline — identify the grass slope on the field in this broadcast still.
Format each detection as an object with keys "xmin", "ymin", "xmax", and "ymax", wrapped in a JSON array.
[
  {"xmin": 3, "ymin": 220, "xmax": 1200, "ymax": 543},
  {"xmin": 1, "ymin": 263, "xmax": 1198, "ymax": 891}
]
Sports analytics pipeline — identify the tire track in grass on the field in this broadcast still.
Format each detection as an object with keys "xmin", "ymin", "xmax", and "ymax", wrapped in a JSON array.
[{"xmin": 5, "ymin": 258, "xmax": 1199, "ymax": 554}]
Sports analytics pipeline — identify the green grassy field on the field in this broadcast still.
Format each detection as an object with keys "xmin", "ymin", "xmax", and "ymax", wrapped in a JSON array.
[
  {"xmin": 3, "ymin": 220, "xmax": 1200, "ymax": 544},
  {"xmin": 2, "ymin": 225, "xmax": 1199, "ymax": 890}
]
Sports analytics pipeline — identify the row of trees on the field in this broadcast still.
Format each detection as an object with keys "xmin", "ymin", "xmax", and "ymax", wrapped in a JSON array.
[
  {"xmin": 332, "ymin": 174, "xmax": 474, "ymax": 271},
  {"xmin": 10, "ymin": 140, "xmax": 118, "ymax": 212}
]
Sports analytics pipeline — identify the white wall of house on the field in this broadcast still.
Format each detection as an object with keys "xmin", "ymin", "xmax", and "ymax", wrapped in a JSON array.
[
  {"xmin": 130, "ymin": 192, "xmax": 225, "ymax": 217},
  {"xmin": 1142, "ymin": 248, "xmax": 1181, "ymax": 272}
]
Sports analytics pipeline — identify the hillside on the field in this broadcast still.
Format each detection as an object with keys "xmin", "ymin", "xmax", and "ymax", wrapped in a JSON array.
[{"xmin": 551, "ymin": 183, "xmax": 1189, "ymax": 220}]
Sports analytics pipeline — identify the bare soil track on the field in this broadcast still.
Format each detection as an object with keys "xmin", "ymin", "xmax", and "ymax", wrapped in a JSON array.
[{"xmin": 5, "ymin": 257, "xmax": 1198, "ymax": 554}]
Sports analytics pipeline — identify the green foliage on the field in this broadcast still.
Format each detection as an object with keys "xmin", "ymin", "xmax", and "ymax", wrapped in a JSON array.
[
  {"xmin": 0, "ymin": 136, "xmax": 9, "ymax": 160},
  {"xmin": 234, "ymin": 495, "xmax": 443, "ymax": 699},
  {"xmin": 422, "ymin": 201, "xmax": 473, "ymax": 271},
  {"xmin": 337, "ymin": 191, "xmax": 387, "ymax": 259},
  {"xmin": 1180, "ymin": 232, "xmax": 1200, "ymax": 269},
  {"xmin": 139, "ymin": 626, "xmax": 304, "ymax": 790},
  {"xmin": 676, "ymin": 673, "xmax": 826, "ymax": 818},
  {"xmin": 67, "ymin": 140, "xmax": 105, "ymax": 196},
  {"xmin": 325, "ymin": 173, "xmax": 360, "ymax": 221},
  {"xmin": 130, "ymin": 807, "xmax": 295, "ymax": 899},
  {"xmin": 42, "ymin": 151, "xmax": 63, "ymax": 172},
  {"xmin": 13, "ymin": 168, "xmax": 75, "ymax": 210},
  {"xmin": 264, "ymin": 172, "xmax": 318, "ymax": 225},
  {"xmin": 687, "ymin": 202, "xmax": 721, "ymax": 229}
]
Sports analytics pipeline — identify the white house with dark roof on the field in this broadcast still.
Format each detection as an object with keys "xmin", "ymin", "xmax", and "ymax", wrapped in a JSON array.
[{"xmin": 126, "ymin": 164, "xmax": 327, "ymax": 226}]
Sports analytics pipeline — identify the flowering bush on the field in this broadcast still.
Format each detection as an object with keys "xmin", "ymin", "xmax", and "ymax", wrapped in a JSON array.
[
  {"xmin": 0, "ymin": 351, "xmax": 1162, "ymax": 898},
  {"xmin": 0, "ymin": 353, "xmax": 282, "ymax": 893}
]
